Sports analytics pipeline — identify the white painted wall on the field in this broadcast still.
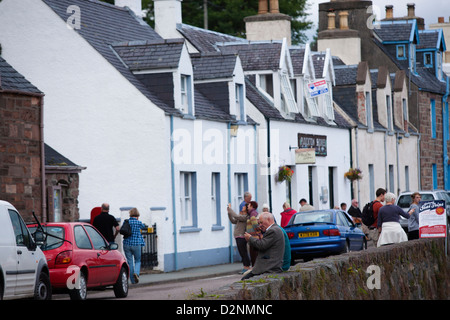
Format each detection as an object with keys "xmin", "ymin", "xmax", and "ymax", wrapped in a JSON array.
[{"xmin": 0, "ymin": 0, "xmax": 170, "ymax": 225}]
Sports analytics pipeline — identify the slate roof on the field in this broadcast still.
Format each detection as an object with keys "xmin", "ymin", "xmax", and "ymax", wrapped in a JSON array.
[
  {"xmin": 289, "ymin": 48, "xmax": 305, "ymax": 76},
  {"xmin": 43, "ymin": 0, "xmax": 182, "ymax": 115},
  {"xmin": 0, "ymin": 56, "xmax": 42, "ymax": 95},
  {"xmin": 177, "ymin": 24, "xmax": 246, "ymax": 53},
  {"xmin": 373, "ymin": 20, "xmax": 418, "ymax": 43},
  {"xmin": 216, "ymin": 42, "xmax": 282, "ymax": 72},
  {"xmin": 45, "ymin": 144, "xmax": 85, "ymax": 171},
  {"xmin": 417, "ymin": 30, "xmax": 444, "ymax": 50},
  {"xmin": 112, "ymin": 39, "xmax": 185, "ymax": 71},
  {"xmin": 191, "ymin": 53, "xmax": 238, "ymax": 81}
]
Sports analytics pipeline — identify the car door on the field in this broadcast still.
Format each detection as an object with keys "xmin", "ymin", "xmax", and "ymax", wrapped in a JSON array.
[
  {"xmin": 84, "ymin": 225, "xmax": 120, "ymax": 285},
  {"xmin": 7, "ymin": 209, "xmax": 38, "ymax": 297},
  {"xmin": 337, "ymin": 211, "xmax": 361, "ymax": 250},
  {"xmin": 73, "ymin": 225, "xmax": 102, "ymax": 287}
]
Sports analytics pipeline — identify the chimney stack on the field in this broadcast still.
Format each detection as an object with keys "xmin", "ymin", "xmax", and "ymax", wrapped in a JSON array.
[
  {"xmin": 114, "ymin": 0, "xmax": 143, "ymax": 17},
  {"xmin": 385, "ymin": 5, "xmax": 393, "ymax": 19}
]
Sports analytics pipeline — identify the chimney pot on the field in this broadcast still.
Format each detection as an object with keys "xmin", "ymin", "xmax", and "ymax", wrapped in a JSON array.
[
  {"xmin": 407, "ymin": 3, "xmax": 415, "ymax": 17},
  {"xmin": 269, "ymin": 0, "xmax": 280, "ymax": 14},
  {"xmin": 327, "ymin": 12, "xmax": 336, "ymax": 30},
  {"xmin": 385, "ymin": 5, "xmax": 393, "ymax": 19},
  {"xmin": 258, "ymin": 0, "xmax": 268, "ymax": 14},
  {"xmin": 339, "ymin": 11, "xmax": 349, "ymax": 30},
  {"xmin": 438, "ymin": 17, "xmax": 445, "ymax": 23}
]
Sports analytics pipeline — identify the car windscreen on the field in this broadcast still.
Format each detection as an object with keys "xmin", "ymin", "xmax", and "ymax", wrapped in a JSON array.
[
  {"xmin": 292, "ymin": 211, "xmax": 334, "ymax": 225},
  {"xmin": 398, "ymin": 194, "xmax": 435, "ymax": 208},
  {"xmin": 28, "ymin": 226, "xmax": 65, "ymax": 251}
]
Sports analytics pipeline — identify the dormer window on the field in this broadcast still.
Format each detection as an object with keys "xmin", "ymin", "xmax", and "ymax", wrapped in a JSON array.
[
  {"xmin": 235, "ymin": 83, "xmax": 245, "ymax": 122},
  {"xmin": 259, "ymin": 74, "xmax": 274, "ymax": 98},
  {"xmin": 409, "ymin": 43, "xmax": 416, "ymax": 73},
  {"xmin": 280, "ymin": 72, "xmax": 298, "ymax": 114},
  {"xmin": 437, "ymin": 52, "xmax": 443, "ymax": 80},
  {"xmin": 365, "ymin": 91, "xmax": 373, "ymax": 132},
  {"xmin": 302, "ymin": 78, "xmax": 320, "ymax": 118},
  {"xmin": 397, "ymin": 45, "xmax": 406, "ymax": 60},
  {"xmin": 424, "ymin": 52, "xmax": 433, "ymax": 68},
  {"xmin": 180, "ymin": 74, "xmax": 193, "ymax": 115}
]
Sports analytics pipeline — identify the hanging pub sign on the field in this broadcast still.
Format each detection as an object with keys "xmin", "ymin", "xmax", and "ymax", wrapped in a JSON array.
[{"xmin": 298, "ymin": 133, "xmax": 327, "ymax": 156}]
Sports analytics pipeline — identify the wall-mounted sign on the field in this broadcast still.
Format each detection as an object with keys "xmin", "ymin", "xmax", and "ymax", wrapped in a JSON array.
[
  {"xmin": 298, "ymin": 134, "xmax": 327, "ymax": 156},
  {"xmin": 307, "ymin": 79, "xmax": 328, "ymax": 98},
  {"xmin": 295, "ymin": 148, "xmax": 316, "ymax": 164}
]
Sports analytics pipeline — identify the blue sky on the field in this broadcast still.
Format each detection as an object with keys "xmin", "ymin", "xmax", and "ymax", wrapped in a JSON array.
[{"xmin": 304, "ymin": 0, "xmax": 450, "ymax": 42}]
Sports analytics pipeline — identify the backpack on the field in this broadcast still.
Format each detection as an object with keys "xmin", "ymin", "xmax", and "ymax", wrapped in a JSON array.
[
  {"xmin": 361, "ymin": 201, "xmax": 377, "ymax": 226},
  {"xmin": 120, "ymin": 219, "xmax": 132, "ymax": 238}
]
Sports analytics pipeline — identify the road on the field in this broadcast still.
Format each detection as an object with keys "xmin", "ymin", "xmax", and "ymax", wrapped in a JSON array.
[{"xmin": 53, "ymin": 273, "xmax": 243, "ymax": 300}]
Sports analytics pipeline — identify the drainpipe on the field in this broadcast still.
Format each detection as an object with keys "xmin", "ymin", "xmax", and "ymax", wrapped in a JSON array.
[
  {"xmin": 384, "ymin": 130, "xmax": 388, "ymax": 191},
  {"xmin": 266, "ymin": 118, "xmax": 273, "ymax": 212},
  {"xmin": 396, "ymin": 132, "xmax": 401, "ymax": 195},
  {"xmin": 254, "ymin": 124, "xmax": 258, "ymax": 203},
  {"xmin": 349, "ymin": 127, "xmax": 354, "ymax": 200},
  {"xmin": 170, "ymin": 115, "xmax": 178, "ymax": 271},
  {"xmin": 227, "ymin": 122, "xmax": 233, "ymax": 263},
  {"xmin": 355, "ymin": 127, "xmax": 360, "ymax": 204},
  {"xmin": 39, "ymin": 96, "xmax": 46, "ymax": 222}
]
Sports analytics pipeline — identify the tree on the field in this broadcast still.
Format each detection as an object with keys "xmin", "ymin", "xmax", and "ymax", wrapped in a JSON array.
[{"xmin": 102, "ymin": 0, "xmax": 313, "ymax": 45}]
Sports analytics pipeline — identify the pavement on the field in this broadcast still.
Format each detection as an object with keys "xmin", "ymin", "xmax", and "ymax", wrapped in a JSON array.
[{"xmin": 134, "ymin": 262, "xmax": 244, "ymax": 287}]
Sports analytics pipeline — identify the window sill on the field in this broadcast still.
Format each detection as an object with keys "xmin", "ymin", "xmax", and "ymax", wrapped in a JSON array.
[
  {"xmin": 179, "ymin": 226, "xmax": 202, "ymax": 233},
  {"xmin": 211, "ymin": 225, "xmax": 225, "ymax": 231}
]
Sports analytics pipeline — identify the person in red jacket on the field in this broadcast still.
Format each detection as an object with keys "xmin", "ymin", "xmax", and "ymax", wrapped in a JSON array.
[
  {"xmin": 280, "ymin": 202, "xmax": 297, "ymax": 228},
  {"xmin": 367, "ymin": 188, "xmax": 386, "ymax": 247}
]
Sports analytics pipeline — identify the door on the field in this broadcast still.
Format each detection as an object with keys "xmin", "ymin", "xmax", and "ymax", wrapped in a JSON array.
[
  {"xmin": 84, "ymin": 225, "xmax": 120, "ymax": 285},
  {"xmin": 337, "ymin": 211, "xmax": 361, "ymax": 251},
  {"xmin": 8, "ymin": 209, "xmax": 38, "ymax": 296},
  {"xmin": 73, "ymin": 225, "xmax": 102, "ymax": 287}
]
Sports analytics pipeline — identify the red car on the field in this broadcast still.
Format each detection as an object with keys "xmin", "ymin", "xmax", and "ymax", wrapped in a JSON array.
[{"xmin": 28, "ymin": 222, "xmax": 129, "ymax": 300}]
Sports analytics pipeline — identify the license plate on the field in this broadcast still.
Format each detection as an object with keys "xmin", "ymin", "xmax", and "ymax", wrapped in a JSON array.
[{"xmin": 298, "ymin": 232, "xmax": 319, "ymax": 238}]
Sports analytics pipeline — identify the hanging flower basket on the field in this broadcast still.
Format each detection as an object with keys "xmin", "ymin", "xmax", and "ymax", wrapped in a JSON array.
[
  {"xmin": 344, "ymin": 168, "xmax": 362, "ymax": 181},
  {"xmin": 277, "ymin": 166, "xmax": 294, "ymax": 183}
]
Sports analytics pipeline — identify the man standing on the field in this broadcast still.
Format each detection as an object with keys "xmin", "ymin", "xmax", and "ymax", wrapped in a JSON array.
[
  {"xmin": 366, "ymin": 188, "xmax": 386, "ymax": 247},
  {"xmin": 280, "ymin": 202, "xmax": 296, "ymax": 227},
  {"xmin": 298, "ymin": 198, "xmax": 314, "ymax": 212},
  {"xmin": 242, "ymin": 212, "xmax": 284, "ymax": 280},
  {"xmin": 239, "ymin": 191, "xmax": 252, "ymax": 212},
  {"xmin": 93, "ymin": 203, "xmax": 119, "ymax": 243},
  {"xmin": 347, "ymin": 199, "xmax": 362, "ymax": 225}
]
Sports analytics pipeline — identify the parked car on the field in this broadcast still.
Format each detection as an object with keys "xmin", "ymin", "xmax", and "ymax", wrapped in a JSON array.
[
  {"xmin": 396, "ymin": 190, "xmax": 450, "ymax": 231},
  {"xmin": 0, "ymin": 200, "xmax": 52, "ymax": 300},
  {"xmin": 284, "ymin": 209, "xmax": 366, "ymax": 261},
  {"xmin": 28, "ymin": 222, "xmax": 129, "ymax": 300}
]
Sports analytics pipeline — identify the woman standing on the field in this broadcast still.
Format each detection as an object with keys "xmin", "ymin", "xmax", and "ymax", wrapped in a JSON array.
[
  {"xmin": 377, "ymin": 193, "xmax": 412, "ymax": 247},
  {"xmin": 227, "ymin": 203, "xmax": 251, "ymax": 274},
  {"xmin": 407, "ymin": 192, "xmax": 421, "ymax": 240},
  {"xmin": 122, "ymin": 208, "xmax": 147, "ymax": 284}
]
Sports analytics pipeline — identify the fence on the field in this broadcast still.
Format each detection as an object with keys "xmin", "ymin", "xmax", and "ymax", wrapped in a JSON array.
[{"xmin": 141, "ymin": 223, "xmax": 158, "ymax": 269}]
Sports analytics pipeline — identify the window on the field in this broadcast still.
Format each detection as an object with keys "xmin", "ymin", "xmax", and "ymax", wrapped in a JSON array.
[
  {"xmin": 431, "ymin": 99, "xmax": 436, "ymax": 139},
  {"xmin": 424, "ymin": 52, "xmax": 433, "ymax": 68},
  {"xmin": 280, "ymin": 72, "xmax": 298, "ymax": 113},
  {"xmin": 85, "ymin": 225, "xmax": 108, "ymax": 249},
  {"xmin": 235, "ymin": 173, "xmax": 248, "ymax": 210},
  {"xmin": 235, "ymin": 83, "xmax": 245, "ymax": 122},
  {"xmin": 386, "ymin": 95, "xmax": 393, "ymax": 132},
  {"xmin": 365, "ymin": 91, "xmax": 373, "ymax": 132},
  {"xmin": 180, "ymin": 172, "xmax": 197, "ymax": 229},
  {"xmin": 303, "ymin": 79, "xmax": 320, "ymax": 118},
  {"xmin": 8, "ymin": 209, "xmax": 32, "ymax": 248},
  {"xmin": 389, "ymin": 165, "xmax": 394, "ymax": 193},
  {"xmin": 259, "ymin": 74, "xmax": 273, "ymax": 97},
  {"xmin": 432, "ymin": 163, "xmax": 438, "ymax": 189},
  {"xmin": 211, "ymin": 173, "xmax": 222, "ymax": 228},
  {"xmin": 74, "ymin": 225, "xmax": 92, "ymax": 249},
  {"xmin": 323, "ymin": 83, "xmax": 334, "ymax": 121},
  {"xmin": 405, "ymin": 166, "xmax": 410, "ymax": 191},
  {"xmin": 397, "ymin": 45, "xmax": 406, "ymax": 60},
  {"xmin": 402, "ymin": 98, "xmax": 408, "ymax": 131},
  {"xmin": 180, "ymin": 74, "xmax": 192, "ymax": 115}
]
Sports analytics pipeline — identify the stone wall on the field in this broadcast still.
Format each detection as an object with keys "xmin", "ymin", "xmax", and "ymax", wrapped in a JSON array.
[{"xmin": 204, "ymin": 239, "xmax": 449, "ymax": 300}]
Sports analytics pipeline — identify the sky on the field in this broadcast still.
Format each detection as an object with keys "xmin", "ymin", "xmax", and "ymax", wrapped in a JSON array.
[{"xmin": 304, "ymin": 0, "xmax": 450, "ymax": 42}]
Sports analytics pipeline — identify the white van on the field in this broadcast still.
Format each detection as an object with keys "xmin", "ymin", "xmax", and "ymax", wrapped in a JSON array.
[{"xmin": 0, "ymin": 200, "xmax": 51, "ymax": 300}]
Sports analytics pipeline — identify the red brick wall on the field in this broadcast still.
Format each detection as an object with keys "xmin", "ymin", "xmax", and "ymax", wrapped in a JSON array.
[
  {"xmin": 418, "ymin": 91, "xmax": 445, "ymax": 190},
  {"xmin": 0, "ymin": 93, "xmax": 43, "ymax": 222}
]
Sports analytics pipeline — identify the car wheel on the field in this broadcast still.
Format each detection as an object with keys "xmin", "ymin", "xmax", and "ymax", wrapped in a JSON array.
[
  {"xmin": 362, "ymin": 238, "xmax": 368, "ymax": 250},
  {"xmin": 34, "ymin": 271, "xmax": 52, "ymax": 300},
  {"xmin": 69, "ymin": 271, "xmax": 87, "ymax": 300},
  {"xmin": 342, "ymin": 241, "xmax": 350, "ymax": 253},
  {"xmin": 113, "ymin": 267, "xmax": 129, "ymax": 298}
]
